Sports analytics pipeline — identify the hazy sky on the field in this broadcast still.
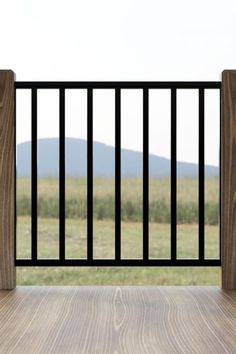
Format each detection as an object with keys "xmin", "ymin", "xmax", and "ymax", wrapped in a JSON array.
[{"xmin": 1, "ymin": 0, "xmax": 235, "ymax": 166}]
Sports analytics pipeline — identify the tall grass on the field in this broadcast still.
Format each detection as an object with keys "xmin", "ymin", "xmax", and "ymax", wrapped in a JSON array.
[{"xmin": 17, "ymin": 177, "xmax": 219, "ymax": 224}]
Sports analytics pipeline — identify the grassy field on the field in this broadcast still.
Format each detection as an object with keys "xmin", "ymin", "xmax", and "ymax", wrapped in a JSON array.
[
  {"xmin": 16, "ymin": 177, "xmax": 220, "ymax": 285},
  {"xmin": 16, "ymin": 217, "xmax": 220, "ymax": 286},
  {"xmin": 17, "ymin": 176, "xmax": 219, "ymax": 224}
]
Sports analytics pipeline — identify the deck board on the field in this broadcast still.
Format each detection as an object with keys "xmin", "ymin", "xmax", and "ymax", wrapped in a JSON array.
[{"xmin": 0, "ymin": 286, "xmax": 235, "ymax": 353}]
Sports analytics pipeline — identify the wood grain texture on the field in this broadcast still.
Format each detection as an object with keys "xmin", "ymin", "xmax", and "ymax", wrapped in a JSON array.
[
  {"xmin": 0, "ymin": 286, "xmax": 235, "ymax": 353},
  {"xmin": 0, "ymin": 70, "xmax": 15, "ymax": 289},
  {"xmin": 221, "ymin": 70, "xmax": 236, "ymax": 289}
]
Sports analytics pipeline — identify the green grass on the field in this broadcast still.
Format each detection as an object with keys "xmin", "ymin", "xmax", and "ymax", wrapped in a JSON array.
[
  {"xmin": 16, "ymin": 177, "xmax": 220, "ymax": 285},
  {"xmin": 17, "ymin": 177, "xmax": 219, "ymax": 224},
  {"xmin": 16, "ymin": 217, "xmax": 220, "ymax": 286}
]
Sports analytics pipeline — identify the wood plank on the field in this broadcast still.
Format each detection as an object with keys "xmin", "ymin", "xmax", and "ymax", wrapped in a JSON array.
[
  {"xmin": 0, "ymin": 70, "xmax": 15, "ymax": 289},
  {"xmin": 0, "ymin": 286, "xmax": 235, "ymax": 353},
  {"xmin": 221, "ymin": 70, "xmax": 236, "ymax": 289}
]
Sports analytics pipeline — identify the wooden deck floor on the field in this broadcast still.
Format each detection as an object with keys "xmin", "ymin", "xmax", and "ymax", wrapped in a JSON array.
[{"xmin": 0, "ymin": 286, "xmax": 235, "ymax": 353}]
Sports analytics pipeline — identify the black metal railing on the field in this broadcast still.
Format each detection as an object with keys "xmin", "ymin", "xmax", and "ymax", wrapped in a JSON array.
[{"xmin": 15, "ymin": 81, "xmax": 221, "ymax": 267}]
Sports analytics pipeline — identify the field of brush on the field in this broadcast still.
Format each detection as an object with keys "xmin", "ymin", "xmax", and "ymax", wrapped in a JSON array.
[
  {"xmin": 16, "ymin": 177, "xmax": 220, "ymax": 285},
  {"xmin": 17, "ymin": 176, "xmax": 219, "ymax": 224}
]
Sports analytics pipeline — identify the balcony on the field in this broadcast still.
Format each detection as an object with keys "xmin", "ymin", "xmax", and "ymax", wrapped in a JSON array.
[{"xmin": 0, "ymin": 286, "xmax": 235, "ymax": 353}]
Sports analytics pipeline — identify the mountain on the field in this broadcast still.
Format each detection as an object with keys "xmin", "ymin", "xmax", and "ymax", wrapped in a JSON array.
[{"xmin": 17, "ymin": 138, "xmax": 219, "ymax": 178}]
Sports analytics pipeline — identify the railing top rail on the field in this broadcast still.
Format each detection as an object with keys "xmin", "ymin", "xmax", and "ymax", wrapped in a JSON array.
[{"xmin": 15, "ymin": 81, "xmax": 221, "ymax": 89}]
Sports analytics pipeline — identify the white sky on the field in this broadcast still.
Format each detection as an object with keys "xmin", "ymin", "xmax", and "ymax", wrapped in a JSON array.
[{"xmin": 1, "ymin": 0, "xmax": 235, "ymax": 166}]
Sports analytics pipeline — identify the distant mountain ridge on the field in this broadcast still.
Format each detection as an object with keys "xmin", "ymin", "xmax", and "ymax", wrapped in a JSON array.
[{"xmin": 17, "ymin": 138, "xmax": 219, "ymax": 178}]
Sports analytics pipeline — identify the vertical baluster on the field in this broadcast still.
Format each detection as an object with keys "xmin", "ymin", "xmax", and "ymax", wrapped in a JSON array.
[
  {"xmin": 143, "ymin": 88, "xmax": 149, "ymax": 260},
  {"xmin": 31, "ymin": 88, "xmax": 38, "ymax": 261},
  {"xmin": 171, "ymin": 88, "xmax": 177, "ymax": 260},
  {"xmin": 87, "ymin": 88, "xmax": 93, "ymax": 260},
  {"xmin": 59, "ymin": 88, "xmax": 65, "ymax": 260},
  {"xmin": 115, "ymin": 88, "xmax": 121, "ymax": 260},
  {"xmin": 199, "ymin": 88, "xmax": 205, "ymax": 260}
]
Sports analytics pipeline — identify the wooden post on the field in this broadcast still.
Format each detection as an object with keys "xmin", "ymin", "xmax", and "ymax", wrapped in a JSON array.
[
  {"xmin": 0, "ymin": 70, "xmax": 16, "ymax": 289},
  {"xmin": 221, "ymin": 70, "xmax": 236, "ymax": 289}
]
